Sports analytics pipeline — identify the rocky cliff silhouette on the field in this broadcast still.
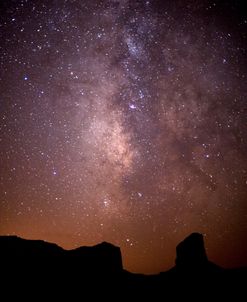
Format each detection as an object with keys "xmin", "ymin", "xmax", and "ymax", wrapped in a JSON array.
[
  {"xmin": 176, "ymin": 232, "xmax": 208, "ymax": 268},
  {"xmin": 1, "ymin": 233, "xmax": 246, "ymax": 300}
]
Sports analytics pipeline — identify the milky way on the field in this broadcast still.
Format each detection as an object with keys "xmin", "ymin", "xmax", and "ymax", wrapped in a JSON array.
[{"xmin": 1, "ymin": 0, "xmax": 247, "ymax": 273}]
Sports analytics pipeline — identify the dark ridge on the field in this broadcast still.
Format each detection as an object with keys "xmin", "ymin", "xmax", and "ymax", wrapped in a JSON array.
[
  {"xmin": 68, "ymin": 241, "xmax": 123, "ymax": 273},
  {"xmin": 1, "ymin": 233, "xmax": 246, "ymax": 300}
]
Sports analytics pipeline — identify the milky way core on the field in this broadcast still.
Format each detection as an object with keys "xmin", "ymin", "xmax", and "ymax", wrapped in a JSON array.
[{"xmin": 1, "ymin": 0, "xmax": 247, "ymax": 273}]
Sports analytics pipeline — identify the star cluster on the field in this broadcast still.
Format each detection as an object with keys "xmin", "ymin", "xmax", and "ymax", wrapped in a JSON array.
[{"xmin": 0, "ymin": 0, "xmax": 247, "ymax": 273}]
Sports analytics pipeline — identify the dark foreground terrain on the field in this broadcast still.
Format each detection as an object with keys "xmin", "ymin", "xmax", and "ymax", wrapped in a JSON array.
[{"xmin": 1, "ymin": 233, "xmax": 246, "ymax": 300}]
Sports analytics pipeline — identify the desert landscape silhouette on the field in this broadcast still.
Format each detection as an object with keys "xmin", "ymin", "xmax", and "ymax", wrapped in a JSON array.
[{"xmin": 1, "ymin": 232, "xmax": 246, "ymax": 300}]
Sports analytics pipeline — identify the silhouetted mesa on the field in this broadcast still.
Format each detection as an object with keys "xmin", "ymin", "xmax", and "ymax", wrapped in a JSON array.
[
  {"xmin": 0, "ymin": 236, "xmax": 122, "ymax": 274},
  {"xmin": 0, "ymin": 234, "xmax": 246, "ymax": 300},
  {"xmin": 68, "ymin": 241, "xmax": 123, "ymax": 273}
]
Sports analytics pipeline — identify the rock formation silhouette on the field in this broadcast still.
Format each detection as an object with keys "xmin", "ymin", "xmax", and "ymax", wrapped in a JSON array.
[
  {"xmin": 0, "ymin": 233, "xmax": 245, "ymax": 300},
  {"xmin": 176, "ymin": 232, "xmax": 208, "ymax": 268}
]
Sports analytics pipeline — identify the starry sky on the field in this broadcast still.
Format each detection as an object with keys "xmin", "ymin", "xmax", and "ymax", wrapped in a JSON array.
[{"xmin": 0, "ymin": 0, "xmax": 247, "ymax": 274}]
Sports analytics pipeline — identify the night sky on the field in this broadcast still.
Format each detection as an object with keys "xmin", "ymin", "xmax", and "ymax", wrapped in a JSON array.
[{"xmin": 1, "ymin": 0, "xmax": 247, "ymax": 274}]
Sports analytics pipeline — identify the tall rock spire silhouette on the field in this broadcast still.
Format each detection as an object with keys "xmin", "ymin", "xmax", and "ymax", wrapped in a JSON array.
[{"xmin": 175, "ymin": 233, "xmax": 208, "ymax": 269}]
